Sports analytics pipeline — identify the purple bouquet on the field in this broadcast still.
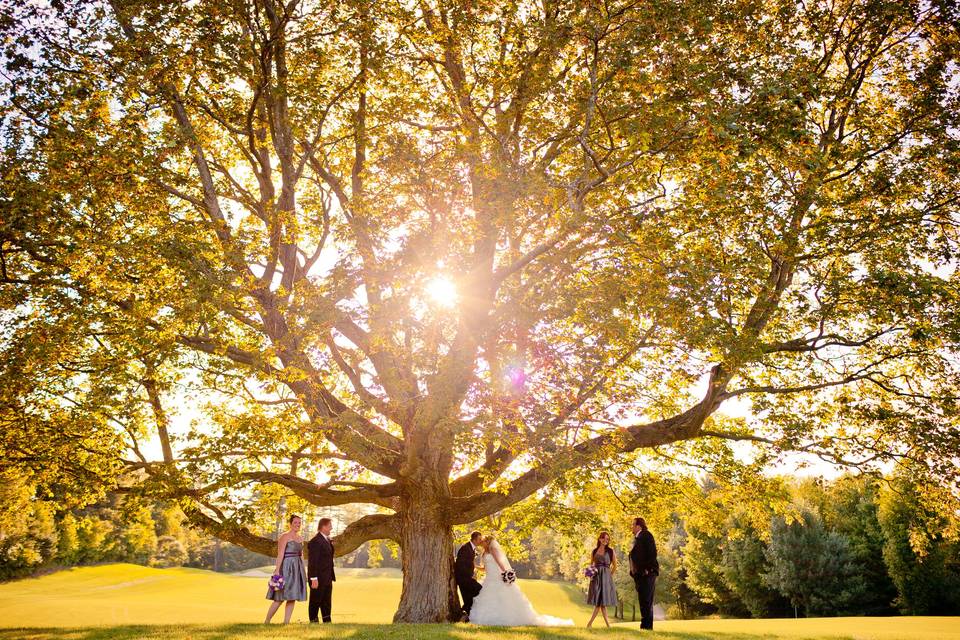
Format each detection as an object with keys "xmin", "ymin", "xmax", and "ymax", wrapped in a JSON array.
[
  {"xmin": 501, "ymin": 570, "xmax": 517, "ymax": 584},
  {"xmin": 584, "ymin": 565, "xmax": 598, "ymax": 578},
  {"xmin": 268, "ymin": 573, "xmax": 285, "ymax": 591}
]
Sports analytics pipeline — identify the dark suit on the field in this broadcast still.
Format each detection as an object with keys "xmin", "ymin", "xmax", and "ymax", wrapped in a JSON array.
[
  {"xmin": 630, "ymin": 530, "xmax": 659, "ymax": 630},
  {"xmin": 307, "ymin": 533, "xmax": 336, "ymax": 623},
  {"xmin": 454, "ymin": 542, "xmax": 482, "ymax": 616}
]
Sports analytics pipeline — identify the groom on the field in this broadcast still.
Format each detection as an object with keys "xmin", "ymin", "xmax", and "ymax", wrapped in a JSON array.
[
  {"xmin": 454, "ymin": 531, "xmax": 483, "ymax": 622},
  {"xmin": 307, "ymin": 517, "xmax": 336, "ymax": 623},
  {"xmin": 629, "ymin": 516, "xmax": 659, "ymax": 630}
]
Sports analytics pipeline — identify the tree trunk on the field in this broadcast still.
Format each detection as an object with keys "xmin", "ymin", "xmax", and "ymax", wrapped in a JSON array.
[{"xmin": 393, "ymin": 490, "xmax": 460, "ymax": 622}]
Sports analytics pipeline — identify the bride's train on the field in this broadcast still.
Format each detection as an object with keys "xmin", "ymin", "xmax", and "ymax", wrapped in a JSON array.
[{"xmin": 469, "ymin": 540, "xmax": 574, "ymax": 627}]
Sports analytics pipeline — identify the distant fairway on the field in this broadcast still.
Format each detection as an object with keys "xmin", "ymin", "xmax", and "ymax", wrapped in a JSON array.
[{"xmin": 0, "ymin": 564, "xmax": 957, "ymax": 640}]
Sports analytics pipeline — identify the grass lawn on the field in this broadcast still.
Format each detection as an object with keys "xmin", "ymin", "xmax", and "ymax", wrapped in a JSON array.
[
  {"xmin": 0, "ymin": 565, "xmax": 956, "ymax": 640},
  {"xmin": 0, "ymin": 564, "xmax": 594, "ymax": 626},
  {"xmin": 1, "ymin": 621, "xmax": 959, "ymax": 640},
  {"xmin": 652, "ymin": 617, "xmax": 960, "ymax": 640}
]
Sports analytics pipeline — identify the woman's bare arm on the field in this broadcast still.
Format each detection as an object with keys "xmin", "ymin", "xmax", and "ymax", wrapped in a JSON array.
[{"xmin": 273, "ymin": 533, "xmax": 287, "ymax": 573}]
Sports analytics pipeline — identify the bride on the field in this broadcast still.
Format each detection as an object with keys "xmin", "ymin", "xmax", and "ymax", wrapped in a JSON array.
[{"xmin": 469, "ymin": 535, "xmax": 574, "ymax": 627}]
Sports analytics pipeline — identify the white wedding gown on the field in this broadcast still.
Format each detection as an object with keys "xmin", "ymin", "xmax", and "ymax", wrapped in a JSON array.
[{"xmin": 469, "ymin": 541, "xmax": 574, "ymax": 627}]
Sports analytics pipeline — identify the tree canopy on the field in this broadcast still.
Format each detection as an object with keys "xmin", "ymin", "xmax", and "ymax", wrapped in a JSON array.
[{"xmin": 1, "ymin": 0, "xmax": 958, "ymax": 622}]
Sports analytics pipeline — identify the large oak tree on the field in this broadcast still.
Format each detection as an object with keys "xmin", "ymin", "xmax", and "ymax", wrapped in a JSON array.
[{"xmin": 2, "ymin": 0, "xmax": 958, "ymax": 622}]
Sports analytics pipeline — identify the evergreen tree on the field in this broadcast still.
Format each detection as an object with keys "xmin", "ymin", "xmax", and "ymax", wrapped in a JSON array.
[
  {"xmin": 721, "ymin": 517, "xmax": 791, "ymax": 618},
  {"xmin": 764, "ymin": 508, "xmax": 866, "ymax": 616},
  {"xmin": 821, "ymin": 476, "xmax": 898, "ymax": 615}
]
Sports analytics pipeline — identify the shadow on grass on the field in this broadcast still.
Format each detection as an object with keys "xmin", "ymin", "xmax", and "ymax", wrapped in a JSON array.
[{"xmin": 0, "ymin": 623, "xmax": 784, "ymax": 640}]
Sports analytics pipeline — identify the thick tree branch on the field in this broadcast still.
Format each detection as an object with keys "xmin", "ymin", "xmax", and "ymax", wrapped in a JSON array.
[
  {"xmin": 182, "ymin": 504, "xmax": 276, "ymax": 556},
  {"xmin": 449, "ymin": 445, "xmax": 516, "ymax": 497},
  {"xmin": 141, "ymin": 361, "xmax": 173, "ymax": 464},
  {"xmin": 331, "ymin": 513, "xmax": 400, "ymax": 555},
  {"xmin": 182, "ymin": 505, "xmax": 398, "ymax": 558},
  {"xmin": 242, "ymin": 471, "xmax": 400, "ymax": 509}
]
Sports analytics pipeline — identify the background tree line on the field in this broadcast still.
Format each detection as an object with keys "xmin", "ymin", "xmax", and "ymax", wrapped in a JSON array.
[
  {"xmin": 0, "ymin": 469, "xmax": 258, "ymax": 579},
  {"xmin": 511, "ymin": 465, "xmax": 960, "ymax": 619},
  {"xmin": 0, "ymin": 469, "xmax": 377, "ymax": 580},
  {"xmin": 5, "ymin": 462, "xmax": 957, "ymax": 620}
]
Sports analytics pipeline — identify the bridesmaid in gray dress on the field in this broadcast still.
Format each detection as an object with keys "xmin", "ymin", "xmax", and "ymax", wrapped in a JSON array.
[
  {"xmin": 586, "ymin": 531, "xmax": 618, "ymax": 628},
  {"xmin": 264, "ymin": 514, "xmax": 308, "ymax": 624}
]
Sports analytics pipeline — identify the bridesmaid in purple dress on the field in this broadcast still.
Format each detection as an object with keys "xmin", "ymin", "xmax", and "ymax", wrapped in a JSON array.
[
  {"xmin": 264, "ymin": 514, "xmax": 307, "ymax": 624},
  {"xmin": 586, "ymin": 531, "xmax": 618, "ymax": 628}
]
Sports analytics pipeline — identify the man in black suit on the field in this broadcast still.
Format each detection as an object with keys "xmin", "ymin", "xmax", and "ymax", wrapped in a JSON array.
[
  {"xmin": 307, "ymin": 517, "xmax": 336, "ymax": 623},
  {"xmin": 454, "ymin": 531, "xmax": 483, "ymax": 622},
  {"xmin": 629, "ymin": 516, "xmax": 659, "ymax": 630}
]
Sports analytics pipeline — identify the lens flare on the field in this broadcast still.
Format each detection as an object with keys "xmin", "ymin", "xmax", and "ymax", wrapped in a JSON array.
[
  {"xmin": 426, "ymin": 277, "xmax": 458, "ymax": 307},
  {"xmin": 505, "ymin": 366, "xmax": 527, "ymax": 388}
]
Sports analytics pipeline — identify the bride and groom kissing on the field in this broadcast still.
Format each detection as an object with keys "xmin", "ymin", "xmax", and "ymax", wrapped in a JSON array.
[{"xmin": 455, "ymin": 531, "xmax": 573, "ymax": 627}]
